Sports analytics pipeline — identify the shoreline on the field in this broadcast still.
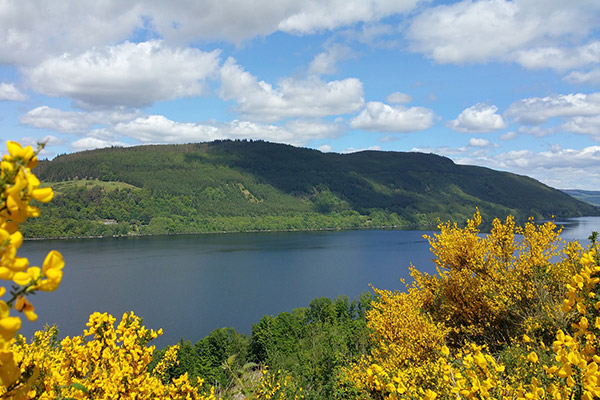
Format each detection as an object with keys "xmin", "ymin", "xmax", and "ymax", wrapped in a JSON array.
[{"xmin": 22, "ymin": 223, "xmax": 438, "ymax": 241}]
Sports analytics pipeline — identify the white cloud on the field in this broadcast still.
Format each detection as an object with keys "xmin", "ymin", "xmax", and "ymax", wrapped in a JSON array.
[
  {"xmin": 140, "ymin": 0, "xmax": 422, "ymax": 44},
  {"xmin": 71, "ymin": 137, "xmax": 129, "ymax": 152},
  {"xmin": 516, "ymin": 41, "xmax": 600, "ymax": 71},
  {"xmin": 25, "ymin": 41, "xmax": 221, "ymax": 109},
  {"xmin": 308, "ymin": 44, "xmax": 354, "ymax": 76},
  {"xmin": 284, "ymin": 119, "xmax": 344, "ymax": 141},
  {"xmin": 561, "ymin": 115, "xmax": 600, "ymax": 140},
  {"xmin": 505, "ymin": 93, "xmax": 600, "ymax": 125},
  {"xmin": 20, "ymin": 106, "xmax": 139, "ymax": 134},
  {"xmin": 565, "ymin": 68, "xmax": 600, "ymax": 85},
  {"xmin": 0, "ymin": 1, "xmax": 142, "ymax": 65},
  {"xmin": 0, "ymin": 83, "xmax": 27, "ymax": 101},
  {"xmin": 517, "ymin": 125, "xmax": 557, "ymax": 137},
  {"xmin": 341, "ymin": 145, "xmax": 381, "ymax": 154},
  {"xmin": 318, "ymin": 144, "xmax": 333, "ymax": 152},
  {"xmin": 386, "ymin": 92, "xmax": 412, "ymax": 104},
  {"xmin": 277, "ymin": 0, "xmax": 421, "ymax": 34},
  {"xmin": 448, "ymin": 104, "xmax": 507, "ymax": 133},
  {"xmin": 219, "ymin": 58, "xmax": 364, "ymax": 121},
  {"xmin": 468, "ymin": 138, "xmax": 490, "ymax": 147},
  {"xmin": 416, "ymin": 143, "xmax": 600, "ymax": 190},
  {"xmin": 113, "ymin": 114, "xmax": 341, "ymax": 146},
  {"xmin": 458, "ymin": 145, "xmax": 600, "ymax": 190},
  {"xmin": 407, "ymin": 0, "xmax": 600, "ymax": 67},
  {"xmin": 350, "ymin": 102, "xmax": 435, "ymax": 132},
  {"xmin": 19, "ymin": 135, "xmax": 62, "ymax": 149},
  {"xmin": 499, "ymin": 131, "xmax": 517, "ymax": 140},
  {"xmin": 411, "ymin": 145, "xmax": 468, "ymax": 156},
  {"xmin": 0, "ymin": 0, "xmax": 423, "ymax": 65}
]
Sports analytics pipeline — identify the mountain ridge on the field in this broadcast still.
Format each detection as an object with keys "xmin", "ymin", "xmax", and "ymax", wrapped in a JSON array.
[{"xmin": 23, "ymin": 140, "xmax": 599, "ymax": 238}]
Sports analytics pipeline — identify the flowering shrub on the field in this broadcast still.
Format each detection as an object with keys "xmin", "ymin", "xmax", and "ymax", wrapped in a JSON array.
[
  {"xmin": 11, "ymin": 312, "xmax": 214, "ymax": 399},
  {"xmin": 340, "ymin": 212, "xmax": 600, "ymax": 399},
  {"xmin": 0, "ymin": 141, "xmax": 63, "ymax": 398},
  {"xmin": 0, "ymin": 142, "xmax": 218, "ymax": 399}
]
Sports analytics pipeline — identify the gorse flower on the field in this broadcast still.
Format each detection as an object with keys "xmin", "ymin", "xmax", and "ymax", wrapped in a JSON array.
[
  {"xmin": 0, "ymin": 140, "xmax": 65, "ymax": 399},
  {"xmin": 341, "ymin": 212, "xmax": 600, "ymax": 399}
]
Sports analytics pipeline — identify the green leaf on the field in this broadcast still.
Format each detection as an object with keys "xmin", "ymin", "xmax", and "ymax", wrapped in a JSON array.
[{"xmin": 69, "ymin": 382, "xmax": 89, "ymax": 394}]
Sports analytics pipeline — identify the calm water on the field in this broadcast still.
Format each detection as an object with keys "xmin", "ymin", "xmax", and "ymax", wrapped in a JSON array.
[{"xmin": 18, "ymin": 217, "xmax": 600, "ymax": 346}]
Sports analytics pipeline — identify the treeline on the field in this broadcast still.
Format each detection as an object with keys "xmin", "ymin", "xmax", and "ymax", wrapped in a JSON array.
[
  {"xmin": 24, "ymin": 140, "xmax": 599, "ymax": 238},
  {"xmin": 21, "ymin": 180, "xmax": 419, "ymax": 238},
  {"xmin": 151, "ymin": 293, "xmax": 374, "ymax": 399}
]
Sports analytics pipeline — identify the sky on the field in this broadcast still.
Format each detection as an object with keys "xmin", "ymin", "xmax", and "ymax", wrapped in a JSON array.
[{"xmin": 1, "ymin": 1, "xmax": 600, "ymax": 190}]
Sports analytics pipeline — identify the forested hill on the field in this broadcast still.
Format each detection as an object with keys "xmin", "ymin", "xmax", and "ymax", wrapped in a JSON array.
[
  {"xmin": 23, "ymin": 140, "xmax": 599, "ymax": 238},
  {"xmin": 562, "ymin": 189, "xmax": 600, "ymax": 206}
]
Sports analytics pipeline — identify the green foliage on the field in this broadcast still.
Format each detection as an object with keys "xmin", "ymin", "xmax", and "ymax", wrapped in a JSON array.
[
  {"xmin": 25, "ymin": 140, "xmax": 599, "ymax": 238},
  {"xmin": 154, "ymin": 293, "xmax": 373, "ymax": 400}
]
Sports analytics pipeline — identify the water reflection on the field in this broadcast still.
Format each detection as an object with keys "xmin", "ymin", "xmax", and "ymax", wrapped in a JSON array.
[{"xmin": 554, "ymin": 216, "xmax": 600, "ymax": 243}]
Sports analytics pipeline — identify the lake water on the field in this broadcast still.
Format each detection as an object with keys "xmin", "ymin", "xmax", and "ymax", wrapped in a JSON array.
[{"xmin": 18, "ymin": 217, "xmax": 600, "ymax": 346}]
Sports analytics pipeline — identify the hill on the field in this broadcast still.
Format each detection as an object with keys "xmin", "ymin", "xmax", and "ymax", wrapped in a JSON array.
[
  {"xmin": 22, "ymin": 140, "xmax": 599, "ymax": 238},
  {"xmin": 562, "ymin": 189, "xmax": 600, "ymax": 206}
]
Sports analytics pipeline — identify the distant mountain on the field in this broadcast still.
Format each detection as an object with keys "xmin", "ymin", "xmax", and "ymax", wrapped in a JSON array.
[
  {"xmin": 24, "ymin": 140, "xmax": 599, "ymax": 238},
  {"xmin": 562, "ymin": 189, "xmax": 600, "ymax": 207}
]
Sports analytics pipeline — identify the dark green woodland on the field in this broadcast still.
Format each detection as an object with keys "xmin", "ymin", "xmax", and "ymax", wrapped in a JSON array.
[{"xmin": 22, "ymin": 140, "xmax": 599, "ymax": 238}]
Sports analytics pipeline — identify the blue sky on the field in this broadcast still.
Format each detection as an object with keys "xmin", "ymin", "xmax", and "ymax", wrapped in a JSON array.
[{"xmin": 1, "ymin": 1, "xmax": 600, "ymax": 190}]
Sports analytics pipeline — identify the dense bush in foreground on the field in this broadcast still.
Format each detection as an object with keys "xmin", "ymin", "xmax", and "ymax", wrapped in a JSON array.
[{"xmin": 338, "ymin": 212, "xmax": 600, "ymax": 399}]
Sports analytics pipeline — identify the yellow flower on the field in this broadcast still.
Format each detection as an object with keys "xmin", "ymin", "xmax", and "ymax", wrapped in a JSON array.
[
  {"xmin": 0, "ymin": 301, "xmax": 21, "ymax": 344},
  {"xmin": 30, "ymin": 187, "xmax": 53, "ymax": 203},
  {"xmin": 527, "ymin": 352, "xmax": 539, "ymax": 363},
  {"xmin": 15, "ymin": 296, "xmax": 37, "ymax": 322},
  {"xmin": 35, "ymin": 250, "xmax": 64, "ymax": 292}
]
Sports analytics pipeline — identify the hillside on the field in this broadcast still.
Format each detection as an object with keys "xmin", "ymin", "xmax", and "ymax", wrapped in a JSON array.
[
  {"xmin": 23, "ymin": 140, "xmax": 599, "ymax": 238},
  {"xmin": 562, "ymin": 189, "xmax": 600, "ymax": 206}
]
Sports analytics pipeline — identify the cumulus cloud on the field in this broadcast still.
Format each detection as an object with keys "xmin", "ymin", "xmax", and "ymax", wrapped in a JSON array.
[
  {"xmin": 517, "ymin": 125, "xmax": 557, "ymax": 137},
  {"xmin": 137, "ymin": 0, "xmax": 422, "ymax": 44},
  {"xmin": 411, "ymin": 145, "xmax": 467, "ymax": 156},
  {"xmin": 0, "ymin": 0, "xmax": 423, "ymax": 64},
  {"xmin": 20, "ymin": 106, "xmax": 140, "ymax": 134},
  {"xmin": 468, "ymin": 138, "xmax": 490, "ymax": 147},
  {"xmin": 499, "ymin": 131, "xmax": 517, "ymax": 140},
  {"xmin": 505, "ymin": 93, "xmax": 600, "ymax": 125},
  {"xmin": 417, "ymin": 144, "xmax": 600, "ymax": 190},
  {"xmin": 25, "ymin": 41, "xmax": 221, "ymax": 109},
  {"xmin": 277, "ymin": 0, "xmax": 421, "ymax": 34},
  {"xmin": 0, "ymin": 83, "xmax": 27, "ymax": 101},
  {"xmin": 473, "ymin": 146, "xmax": 600, "ymax": 189},
  {"xmin": 561, "ymin": 115, "xmax": 600, "ymax": 140},
  {"xmin": 480, "ymin": 146, "xmax": 600, "ymax": 171},
  {"xmin": 448, "ymin": 104, "xmax": 507, "ymax": 133},
  {"xmin": 0, "ymin": 1, "xmax": 142, "ymax": 65},
  {"xmin": 386, "ymin": 92, "xmax": 412, "ymax": 104},
  {"xmin": 219, "ymin": 58, "xmax": 364, "ymax": 121},
  {"xmin": 407, "ymin": 0, "xmax": 600, "ymax": 68},
  {"xmin": 112, "ymin": 114, "xmax": 342, "ymax": 146},
  {"xmin": 340, "ymin": 145, "xmax": 381, "ymax": 154},
  {"xmin": 71, "ymin": 137, "xmax": 130, "ymax": 152},
  {"xmin": 308, "ymin": 44, "xmax": 354, "ymax": 76},
  {"xmin": 516, "ymin": 41, "xmax": 600, "ymax": 71},
  {"xmin": 565, "ymin": 68, "xmax": 600, "ymax": 85},
  {"xmin": 350, "ymin": 102, "xmax": 435, "ymax": 132}
]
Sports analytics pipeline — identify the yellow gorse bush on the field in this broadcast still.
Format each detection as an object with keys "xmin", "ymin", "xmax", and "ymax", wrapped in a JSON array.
[
  {"xmin": 341, "ymin": 211, "xmax": 600, "ymax": 399},
  {"xmin": 0, "ymin": 141, "xmax": 63, "ymax": 397},
  {"xmin": 12, "ymin": 312, "xmax": 215, "ymax": 399},
  {"xmin": 0, "ymin": 141, "xmax": 221, "ymax": 399}
]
